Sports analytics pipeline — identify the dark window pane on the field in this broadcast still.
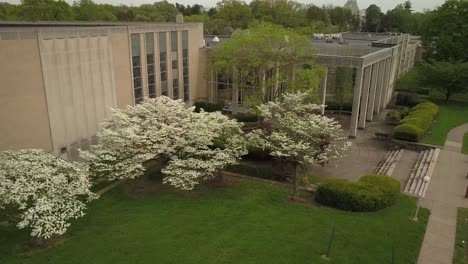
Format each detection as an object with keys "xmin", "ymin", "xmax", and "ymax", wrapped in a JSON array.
[
  {"xmin": 160, "ymin": 63, "xmax": 167, "ymax": 72},
  {"xmin": 172, "ymin": 60, "xmax": 178, "ymax": 69},
  {"xmin": 147, "ymin": 65, "xmax": 154, "ymax": 74},
  {"xmin": 134, "ymin": 77, "xmax": 141, "ymax": 88},
  {"xmin": 183, "ymin": 49, "xmax": 188, "ymax": 57},
  {"xmin": 147, "ymin": 54, "xmax": 154, "ymax": 64},
  {"xmin": 184, "ymin": 76, "xmax": 188, "ymax": 84},
  {"xmin": 149, "ymin": 84, "xmax": 156, "ymax": 97},
  {"xmin": 173, "ymin": 79, "xmax": 179, "ymax": 87},
  {"xmin": 183, "ymin": 67, "xmax": 188, "ymax": 76},
  {"xmin": 161, "ymin": 72, "xmax": 167, "ymax": 81},
  {"xmin": 160, "ymin": 52, "xmax": 167, "ymax": 61},
  {"xmin": 162, "ymin": 91, "xmax": 168, "ymax": 96},
  {"xmin": 134, "ymin": 88, "xmax": 142, "ymax": 98},
  {"xmin": 133, "ymin": 67, "xmax": 141, "ymax": 77},
  {"xmin": 148, "ymin": 74, "xmax": 155, "ymax": 84},
  {"xmin": 132, "ymin": 56, "xmax": 140, "ymax": 67}
]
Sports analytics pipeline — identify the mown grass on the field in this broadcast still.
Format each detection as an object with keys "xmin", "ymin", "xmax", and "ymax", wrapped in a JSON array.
[
  {"xmin": 421, "ymin": 101, "xmax": 468, "ymax": 146},
  {"xmin": 0, "ymin": 178, "xmax": 429, "ymax": 264},
  {"xmin": 453, "ymin": 208, "xmax": 468, "ymax": 264}
]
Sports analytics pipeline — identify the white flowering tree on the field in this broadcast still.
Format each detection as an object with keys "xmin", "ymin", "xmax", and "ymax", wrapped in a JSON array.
[
  {"xmin": 81, "ymin": 97, "xmax": 247, "ymax": 190},
  {"xmin": 248, "ymin": 92, "xmax": 351, "ymax": 198},
  {"xmin": 0, "ymin": 149, "xmax": 97, "ymax": 241}
]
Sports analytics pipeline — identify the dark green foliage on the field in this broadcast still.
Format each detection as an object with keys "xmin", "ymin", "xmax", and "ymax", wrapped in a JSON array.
[
  {"xmin": 421, "ymin": 0, "xmax": 468, "ymax": 62},
  {"xmin": 225, "ymin": 163, "xmax": 285, "ymax": 181},
  {"xmin": 399, "ymin": 107, "xmax": 411, "ymax": 118},
  {"xmin": 244, "ymin": 145, "xmax": 271, "ymax": 161},
  {"xmin": 315, "ymin": 174, "xmax": 401, "ymax": 212},
  {"xmin": 393, "ymin": 124, "xmax": 424, "ymax": 141},
  {"xmin": 193, "ymin": 101, "xmax": 224, "ymax": 112},
  {"xmin": 230, "ymin": 112, "xmax": 259, "ymax": 123},
  {"xmin": 396, "ymin": 92, "xmax": 424, "ymax": 107},
  {"xmin": 386, "ymin": 110, "xmax": 401, "ymax": 123},
  {"xmin": 393, "ymin": 101, "xmax": 439, "ymax": 142},
  {"xmin": 325, "ymin": 101, "xmax": 353, "ymax": 112}
]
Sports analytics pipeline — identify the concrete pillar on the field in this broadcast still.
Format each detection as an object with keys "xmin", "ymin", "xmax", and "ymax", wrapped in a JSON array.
[
  {"xmin": 319, "ymin": 67, "xmax": 328, "ymax": 115},
  {"xmin": 382, "ymin": 58, "xmax": 393, "ymax": 108},
  {"xmin": 358, "ymin": 66, "xmax": 372, "ymax": 129},
  {"xmin": 366, "ymin": 63, "xmax": 380, "ymax": 121},
  {"xmin": 379, "ymin": 58, "xmax": 390, "ymax": 111},
  {"xmin": 374, "ymin": 60, "xmax": 385, "ymax": 115},
  {"xmin": 349, "ymin": 67, "xmax": 364, "ymax": 138}
]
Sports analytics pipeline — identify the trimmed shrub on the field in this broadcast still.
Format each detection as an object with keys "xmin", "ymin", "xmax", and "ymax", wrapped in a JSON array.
[
  {"xmin": 399, "ymin": 107, "xmax": 411, "ymax": 118},
  {"xmin": 225, "ymin": 163, "xmax": 285, "ymax": 181},
  {"xmin": 230, "ymin": 112, "xmax": 259, "ymax": 123},
  {"xmin": 393, "ymin": 124, "xmax": 425, "ymax": 141},
  {"xmin": 386, "ymin": 110, "xmax": 401, "ymax": 124},
  {"xmin": 324, "ymin": 101, "xmax": 353, "ymax": 112},
  {"xmin": 194, "ymin": 101, "xmax": 224, "ymax": 112},
  {"xmin": 315, "ymin": 174, "xmax": 400, "ymax": 212},
  {"xmin": 393, "ymin": 101, "xmax": 438, "ymax": 142}
]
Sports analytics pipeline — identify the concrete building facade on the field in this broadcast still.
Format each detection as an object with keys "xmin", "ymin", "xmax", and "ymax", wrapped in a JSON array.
[
  {"xmin": 0, "ymin": 21, "xmax": 204, "ymax": 159},
  {"xmin": 203, "ymin": 32, "xmax": 422, "ymax": 137}
]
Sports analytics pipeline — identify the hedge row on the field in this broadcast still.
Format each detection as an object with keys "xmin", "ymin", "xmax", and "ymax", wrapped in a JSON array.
[
  {"xmin": 315, "ymin": 174, "xmax": 401, "ymax": 212},
  {"xmin": 194, "ymin": 101, "xmax": 224, "ymax": 113},
  {"xmin": 393, "ymin": 101, "xmax": 439, "ymax": 142},
  {"xmin": 230, "ymin": 113, "xmax": 259, "ymax": 123}
]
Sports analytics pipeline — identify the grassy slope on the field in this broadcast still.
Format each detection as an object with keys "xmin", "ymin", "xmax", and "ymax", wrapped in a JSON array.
[
  {"xmin": 422, "ymin": 101, "xmax": 468, "ymax": 146},
  {"xmin": 453, "ymin": 208, "xmax": 468, "ymax": 264},
  {"xmin": 463, "ymin": 133, "xmax": 468, "ymax": 155},
  {"xmin": 0, "ymin": 179, "xmax": 429, "ymax": 264}
]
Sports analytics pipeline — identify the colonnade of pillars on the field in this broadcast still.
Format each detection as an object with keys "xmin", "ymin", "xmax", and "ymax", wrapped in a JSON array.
[{"xmin": 319, "ymin": 56, "xmax": 395, "ymax": 138}]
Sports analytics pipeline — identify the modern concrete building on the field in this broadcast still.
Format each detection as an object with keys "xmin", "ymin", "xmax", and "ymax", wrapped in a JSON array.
[
  {"xmin": 0, "ymin": 20, "xmax": 421, "ymax": 158},
  {"xmin": 0, "ymin": 20, "xmax": 205, "ymax": 159},
  {"xmin": 203, "ymin": 32, "xmax": 422, "ymax": 137}
]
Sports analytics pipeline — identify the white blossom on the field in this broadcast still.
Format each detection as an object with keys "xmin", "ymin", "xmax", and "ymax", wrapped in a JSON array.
[
  {"xmin": 248, "ymin": 91, "xmax": 351, "ymax": 167},
  {"xmin": 81, "ymin": 97, "xmax": 247, "ymax": 190},
  {"xmin": 0, "ymin": 149, "xmax": 97, "ymax": 239}
]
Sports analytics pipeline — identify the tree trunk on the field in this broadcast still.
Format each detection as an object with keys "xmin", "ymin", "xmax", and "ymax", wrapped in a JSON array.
[
  {"xmin": 445, "ymin": 93, "xmax": 450, "ymax": 102},
  {"xmin": 292, "ymin": 165, "xmax": 299, "ymax": 200}
]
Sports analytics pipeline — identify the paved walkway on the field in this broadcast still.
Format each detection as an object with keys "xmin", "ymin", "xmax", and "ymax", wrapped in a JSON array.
[{"xmin": 418, "ymin": 123, "xmax": 468, "ymax": 264}]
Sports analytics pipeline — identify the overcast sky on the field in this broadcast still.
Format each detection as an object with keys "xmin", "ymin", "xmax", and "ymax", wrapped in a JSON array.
[{"xmin": 2, "ymin": 0, "xmax": 445, "ymax": 12}]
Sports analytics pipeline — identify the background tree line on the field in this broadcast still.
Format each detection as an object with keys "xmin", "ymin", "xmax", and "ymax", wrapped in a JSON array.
[{"xmin": 0, "ymin": 0, "xmax": 428, "ymax": 36}]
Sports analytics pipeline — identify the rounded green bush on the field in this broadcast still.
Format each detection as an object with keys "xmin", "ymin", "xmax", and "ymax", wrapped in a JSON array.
[
  {"xmin": 393, "ymin": 124, "xmax": 425, "ymax": 141},
  {"xmin": 315, "ymin": 174, "xmax": 401, "ymax": 212}
]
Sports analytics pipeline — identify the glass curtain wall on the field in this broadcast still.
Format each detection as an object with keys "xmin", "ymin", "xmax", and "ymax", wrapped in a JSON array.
[
  {"xmin": 159, "ymin": 32, "xmax": 168, "ymax": 96},
  {"xmin": 171, "ymin": 31, "xmax": 179, "ymax": 100},
  {"xmin": 131, "ymin": 34, "xmax": 143, "ymax": 104}
]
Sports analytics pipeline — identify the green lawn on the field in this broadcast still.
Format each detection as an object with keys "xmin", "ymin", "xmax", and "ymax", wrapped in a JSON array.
[
  {"xmin": 0, "ymin": 178, "xmax": 429, "ymax": 264},
  {"xmin": 453, "ymin": 208, "xmax": 468, "ymax": 264},
  {"xmin": 422, "ymin": 101, "xmax": 468, "ymax": 146},
  {"xmin": 463, "ymin": 133, "xmax": 468, "ymax": 155}
]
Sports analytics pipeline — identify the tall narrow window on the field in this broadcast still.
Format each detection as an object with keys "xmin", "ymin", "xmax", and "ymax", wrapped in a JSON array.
[
  {"xmin": 146, "ymin": 33, "xmax": 156, "ymax": 98},
  {"xmin": 171, "ymin": 31, "xmax": 179, "ymax": 100},
  {"xmin": 182, "ymin": 31, "xmax": 189, "ymax": 102},
  {"xmin": 159, "ymin": 32, "xmax": 168, "ymax": 96},
  {"xmin": 131, "ymin": 34, "xmax": 142, "ymax": 104}
]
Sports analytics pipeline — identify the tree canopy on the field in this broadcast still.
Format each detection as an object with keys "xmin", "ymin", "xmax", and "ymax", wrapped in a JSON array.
[
  {"xmin": 0, "ymin": 149, "xmax": 96, "ymax": 239},
  {"xmin": 417, "ymin": 61, "xmax": 468, "ymax": 101},
  {"xmin": 248, "ymin": 92, "xmax": 350, "ymax": 197},
  {"xmin": 421, "ymin": 0, "xmax": 468, "ymax": 62},
  {"xmin": 81, "ymin": 97, "xmax": 247, "ymax": 190}
]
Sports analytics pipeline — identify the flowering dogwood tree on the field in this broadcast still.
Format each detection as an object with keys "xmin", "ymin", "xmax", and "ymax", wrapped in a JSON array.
[
  {"xmin": 0, "ymin": 149, "xmax": 96, "ymax": 239},
  {"xmin": 81, "ymin": 97, "xmax": 247, "ymax": 190},
  {"xmin": 248, "ymin": 92, "xmax": 351, "ymax": 198}
]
